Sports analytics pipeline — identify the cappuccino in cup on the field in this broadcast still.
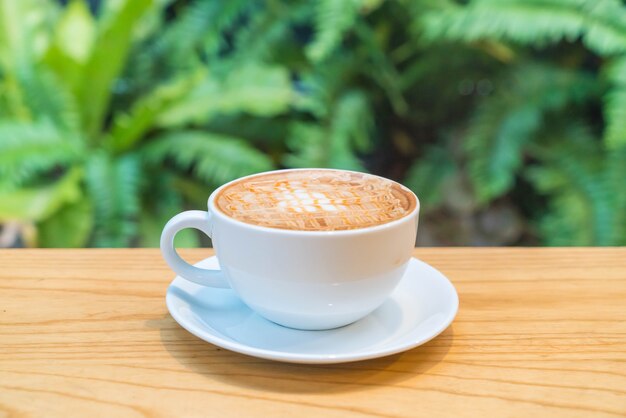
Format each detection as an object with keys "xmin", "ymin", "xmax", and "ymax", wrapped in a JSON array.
[
  {"xmin": 161, "ymin": 169, "xmax": 419, "ymax": 330},
  {"xmin": 215, "ymin": 169, "xmax": 417, "ymax": 231}
]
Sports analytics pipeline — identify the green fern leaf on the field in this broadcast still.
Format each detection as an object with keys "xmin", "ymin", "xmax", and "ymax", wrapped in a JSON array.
[
  {"xmin": 143, "ymin": 130, "xmax": 274, "ymax": 186},
  {"xmin": 466, "ymin": 64, "xmax": 596, "ymax": 203},
  {"xmin": 161, "ymin": 0, "xmax": 247, "ymax": 63},
  {"xmin": 206, "ymin": 115, "xmax": 291, "ymax": 147},
  {"xmin": 526, "ymin": 164, "xmax": 595, "ymax": 245},
  {"xmin": 37, "ymin": 196, "xmax": 93, "ymax": 247},
  {"xmin": 581, "ymin": 0, "xmax": 626, "ymax": 55},
  {"xmin": 140, "ymin": 211, "xmax": 200, "ymax": 248},
  {"xmin": 284, "ymin": 91, "xmax": 373, "ymax": 170},
  {"xmin": 106, "ymin": 69, "xmax": 205, "ymax": 153},
  {"xmin": 230, "ymin": 5, "xmax": 295, "ymax": 64},
  {"xmin": 0, "ymin": 0, "xmax": 59, "ymax": 64},
  {"xmin": 77, "ymin": 0, "xmax": 152, "ymax": 137},
  {"xmin": 42, "ymin": 0, "xmax": 95, "ymax": 93},
  {"xmin": 525, "ymin": 125, "xmax": 619, "ymax": 245},
  {"xmin": 157, "ymin": 64, "xmax": 293, "ymax": 127},
  {"xmin": 604, "ymin": 87, "xmax": 626, "ymax": 149},
  {"xmin": 421, "ymin": 0, "xmax": 626, "ymax": 56},
  {"xmin": 127, "ymin": 0, "xmax": 249, "ymax": 92},
  {"xmin": 422, "ymin": 0, "xmax": 583, "ymax": 45},
  {"xmin": 467, "ymin": 100, "xmax": 542, "ymax": 203},
  {"xmin": 293, "ymin": 55, "xmax": 354, "ymax": 118},
  {"xmin": 404, "ymin": 146, "xmax": 456, "ymax": 210},
  {"xmin": 200, "ymin": 0, "xmax": 252, "ymax": 59},
  {"xmin": 606, "ymin": 147, "xmax": 626, "ymax": 244},
  {"xmin": 335, "ymin": 91, "xmax": 374, "ymax": 152},
  {"xmin": 85, "ymin": 152, "xmax": 141, "ymax": 247},
  {"xmin": 138, "ymin": 172, "xmax": 199, "ymax": 248},
  {"xmin": 283, "ymin": 122, "xmax": 327, "ymax": 168},
  {"xmin": 328, "ymin": 90, "xmax": 373, "ymax": 169},
  {"xmin": 0, "ymin": 121, "xmax": 84, "ymax": 188},
  {"xmin": 604, "ymin": 56, "xmax": 626, "ymax": 148},
  {"xmin": 0, "ymin": 167, "xmax": 83, "ymax": 222},
  {"xmin": 307, "ymin": 0, "xmax": 363, "ymax": 62},
  {"xmin": 0, "ymin": 71, "xmax": 30, "ymax": 120},
  {"xmin": 53, "ymin": 0, "xmax": 95, "ymax": 63},
  {"xmin": 354, "ymin": 21, "xmax": 408, "ymax": 115},
  {"xmin": 606, "ymin": 54, "xmax": 626, "ymax": 85},
  {"xmin": 15, "ymin": 65, "xmax": 80, "ymax": 133}
]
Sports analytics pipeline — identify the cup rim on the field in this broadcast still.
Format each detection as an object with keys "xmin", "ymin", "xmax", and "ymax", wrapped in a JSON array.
[{"xmin": 207, "ymin": 168, "xmax": 420, "ymax": 236}]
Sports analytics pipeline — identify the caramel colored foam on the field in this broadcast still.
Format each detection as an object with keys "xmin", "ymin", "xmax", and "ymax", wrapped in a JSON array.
[{"xmin": 214, "ymin": 170, "xmax": 416, "ymax": 231}]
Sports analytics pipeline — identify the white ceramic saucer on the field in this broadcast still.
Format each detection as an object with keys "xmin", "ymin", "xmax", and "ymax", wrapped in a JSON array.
[{"xmin": 166, "ymin": 257, "xmax": 459, "ymax": 364}]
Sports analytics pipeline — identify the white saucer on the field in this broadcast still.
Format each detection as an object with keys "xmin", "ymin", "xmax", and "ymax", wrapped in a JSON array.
[{"xmin": 166, "ymin": 257, "xmax": 459, "ymax": 364}]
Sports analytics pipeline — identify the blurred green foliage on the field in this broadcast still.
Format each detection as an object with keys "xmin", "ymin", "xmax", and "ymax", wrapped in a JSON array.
[{"xmin": 0, "ymin": 0, "xmax": 624, "ymax": 247}]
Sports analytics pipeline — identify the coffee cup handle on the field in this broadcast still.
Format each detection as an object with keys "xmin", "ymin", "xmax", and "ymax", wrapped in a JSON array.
[{"xmin": 160, "ymin": 210, "xmax": 230, "ymax": 288}]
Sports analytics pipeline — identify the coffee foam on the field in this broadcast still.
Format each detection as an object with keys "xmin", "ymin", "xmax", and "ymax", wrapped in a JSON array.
[{"xmin": 215, "ymin": 170, "xmax": 416, "ymax": 231}]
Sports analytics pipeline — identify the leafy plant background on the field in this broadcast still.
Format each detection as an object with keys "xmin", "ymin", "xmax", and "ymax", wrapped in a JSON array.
[{"xmin": 0, "ymin": 0, "xmax": 624, "ymax": 247}]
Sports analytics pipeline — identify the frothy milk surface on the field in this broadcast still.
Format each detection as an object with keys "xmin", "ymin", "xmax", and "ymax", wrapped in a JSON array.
[{"xmin": 214, "ymin": 170, "xmax": 416, "ymax": 231}]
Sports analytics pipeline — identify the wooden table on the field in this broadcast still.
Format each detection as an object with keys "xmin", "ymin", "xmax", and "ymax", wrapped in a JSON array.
[{"xmin": 1, "ymin": 248, "xmax": 625, "ymax": 417}]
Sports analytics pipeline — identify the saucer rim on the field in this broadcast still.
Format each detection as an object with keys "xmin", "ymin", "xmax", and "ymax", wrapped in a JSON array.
[{"xmin": 166, "ymin": 256, "xmax": 459, "ymax": 364}]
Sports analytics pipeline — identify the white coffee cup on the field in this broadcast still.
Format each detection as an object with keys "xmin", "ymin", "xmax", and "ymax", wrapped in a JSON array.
[{"xmin": 160, "ymin": 168, "xmax": 420, "ymax": 330}]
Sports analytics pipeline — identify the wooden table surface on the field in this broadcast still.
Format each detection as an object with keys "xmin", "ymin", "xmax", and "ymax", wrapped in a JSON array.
[{"xmin": 0, "ymin": 248, "xmax": 625, "ymax": 417}]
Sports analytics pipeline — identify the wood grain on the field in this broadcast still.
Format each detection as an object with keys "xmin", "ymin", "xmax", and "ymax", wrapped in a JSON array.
[{"xmin": 0, "ymin": 248, "xmax": 625, "ymax": 417}]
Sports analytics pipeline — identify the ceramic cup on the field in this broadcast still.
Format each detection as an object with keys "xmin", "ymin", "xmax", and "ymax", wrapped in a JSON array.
[{"xmin": 160, "ymin": 169, "xmax": 420, "ymax": 330}]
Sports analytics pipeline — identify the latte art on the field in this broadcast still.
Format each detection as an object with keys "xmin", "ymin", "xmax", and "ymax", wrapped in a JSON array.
[{"xmin": 214, "ymin": 170, "xmax": 416, "ymax": 231}]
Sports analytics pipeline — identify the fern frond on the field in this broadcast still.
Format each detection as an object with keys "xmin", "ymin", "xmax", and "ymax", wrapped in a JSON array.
[
  {"xmin": 526, "ymin": 165, "xmax": 594, "ymax": 245},
  {"xmin": 293, "ymin": 54, "xmax": 355, "ymax": 118},
  {"xmin": 85, "ymin": 152, "xmax": 140, "ymax": 247},
  {"xmin": 127, "ymin": 0, "xmax": 249, "ymax": 92},
  {"xmin": 106, "ymin": 69, "xmax": 205, "ymax": 153},
  {"xmin": 328, "ymin": 90, "xmax": 373, "ymax": 169},
  {"xmin": 162, "ymin": 0, "xmax": 247, "ymax": 62},
  {"xmin": 206, "ymin": 115, "xmax": 290, "ymax": 147},
  {"xmin": 307, "ymin": 0, "xmax": 362, "ymax": 62},
  {"xmin": 230, "ymin": 4, "xmax": 295, "ymax": 65},
  {"xmin": 137, "ymin": 171, "xmax": 199, "ymax": 248},
  {"xmin": 77, "ymin": 0, "xmax": 152, "ymax": 137},
  {"xmin": 157, "ymin": 64, "xmax": 293, "ymax": 127},
  {"xmin": 581, "ymin": 0, "xmax": 626, "ymax": 55},
  {"xmin": 336, "ymin": 91, "xmax": 374, "ymax": 152},
  {"xmin": 42, "ymin": 0, "xmax": 95, "ymax": 94},
  {"xmin": 201, "ymin": 0, "xmax": 253, "ymax": 59},
  {"xmin": 404, "ymin": 146, "xmax": 456, "ymax": 210},
  {"xmin": 0, "ymin": 71, "xmax": 30, "ymax": 120},
  {"xmin": 142, "ymin": 130, "xmax": 274, "ymax": 186},
  {"xmin": 138, "ymin": 172, "xmax": 180, "ymax": 247},
  {"xmin": 354, "ymin": 21, "xmax": 408, "ymax": 115},
  {"xmin": 15, "ymin": 65, "xmax": 80, "ymax": 133},
  {"xmin": 140, "ymin": 210, "xmax": 199, "ymax": 248},
  {"xmin": 604, "ymin": 86, "xmax": 626, "ymax": 149},
  {"xmin": 0, "ymin": 0, "xmax": 59, "ymax": 64},
  {"xmin": 0, "ymin": 167, "xmax": 83, "ymax": 222},
  {"xmin": 37, "ymin": 196, "xmax": 93, "ymax": 247},
  {"xmin": 465, "ymin": 64, "xmax": 596, "ymax": 203},
  {"xmin": 285, "ymin": 91, "xmax": 373, "ymax": 170},
  {"xmin": 0, "ymin": 121, "xmax": 84, "ymax": 189},
  {"xmin": 606, "ymin": 147, "xmax": 626, "ymax": 244},
  {"xmin": 467, "ymin": 100, "xmax": 541, "ymax": 203},
  {"xmin": 283, "ymin": 122, "xmax": 327, "ymax": 168},
  {"xmin": 604, "ymin": 56, "xmax": 626, "ymax": 148},
  {"xmin": 525, "ymin": 125, "xmax": 619, "ymax": 245},
  {"xmin": 421, "ymin": 0, "xmax": 626, "ymax": 56}
]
